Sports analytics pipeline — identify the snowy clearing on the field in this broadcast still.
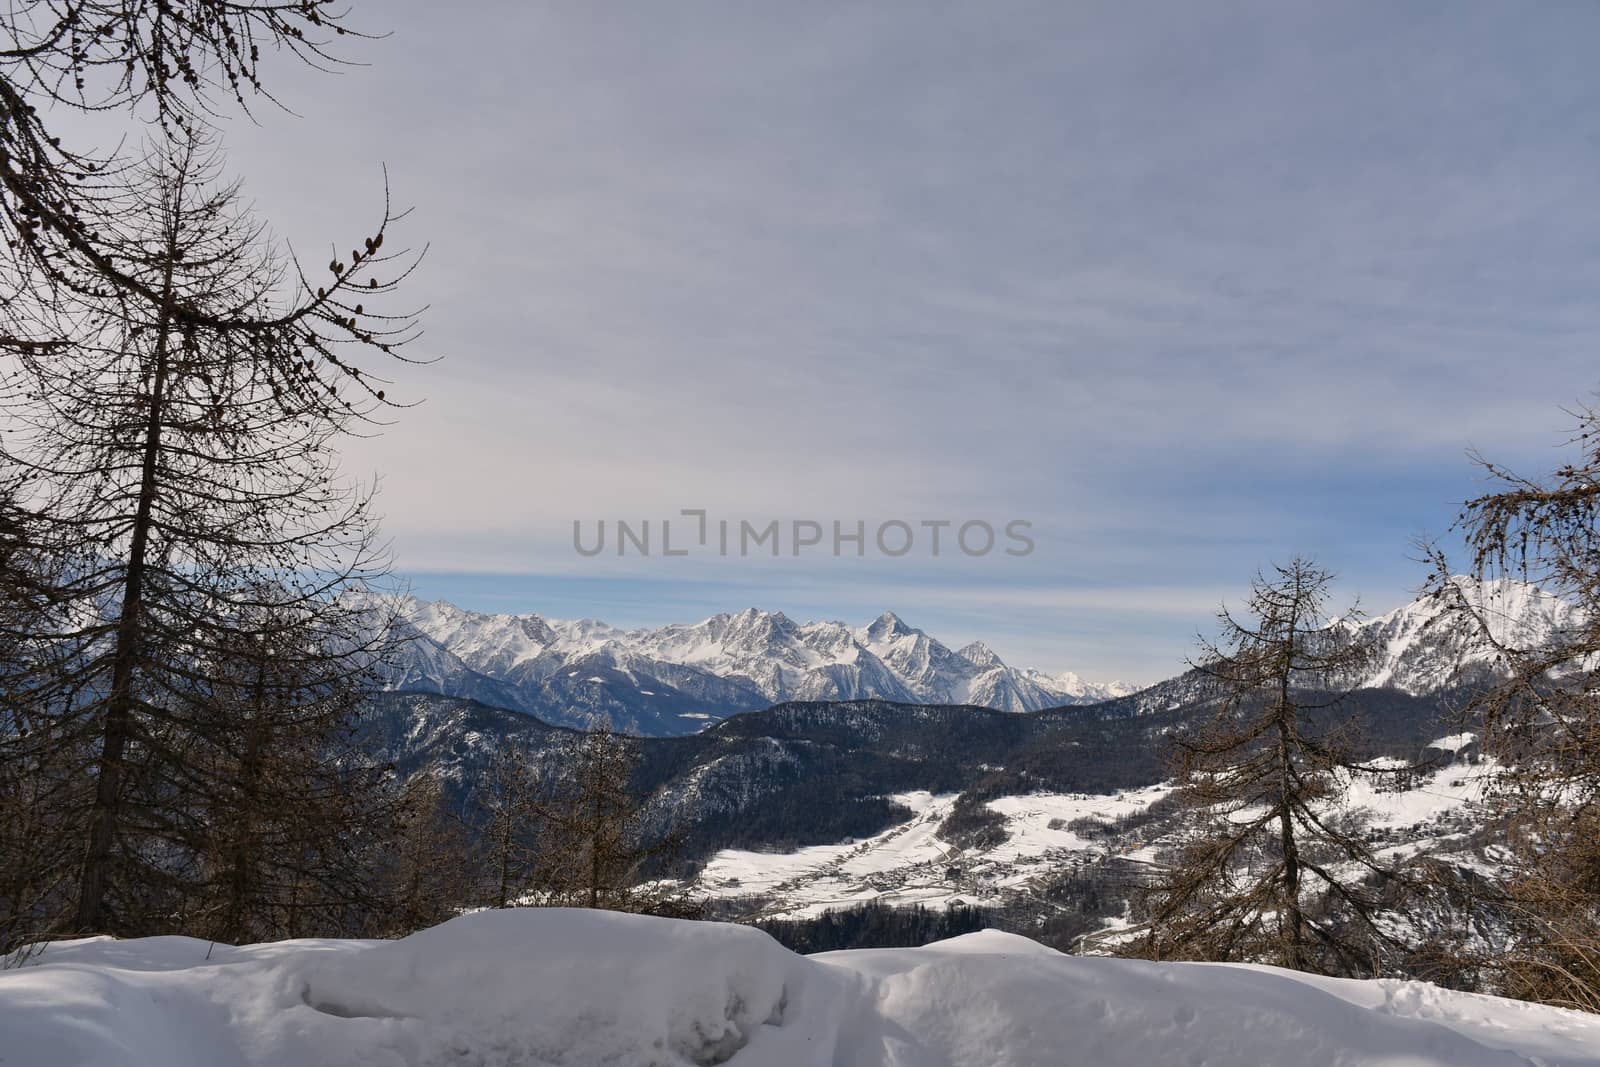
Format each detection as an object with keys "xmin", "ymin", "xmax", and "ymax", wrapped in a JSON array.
[
  {"xmin": 3, "ymin": 908, "xmax": 1597, "ymax": 1067},
  {"xmin": 694, "ymin": 753, "xmax": 1490, "ymax": 923},
  {"xmin": 695, "ymin": 788, "xmax": 1175, "ymax": 919}
]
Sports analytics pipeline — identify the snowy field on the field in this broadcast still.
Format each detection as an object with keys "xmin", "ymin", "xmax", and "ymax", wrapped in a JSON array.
[
  {"xmin": 696, "ymin": 785, "xmax": 1177, "ymax": 919},
  {"xmin": 696, "ymin": 741, "xmax": 1492, "ymax": 922},
  {"xmin": 4, "ymin": 907, "xmax": 1598, "ymax": 1067}
]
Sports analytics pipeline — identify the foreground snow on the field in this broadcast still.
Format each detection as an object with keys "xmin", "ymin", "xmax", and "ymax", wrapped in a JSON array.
[{"xmin": 4, "ymin": 910, "xmax": 1598, "ymax": 1067}]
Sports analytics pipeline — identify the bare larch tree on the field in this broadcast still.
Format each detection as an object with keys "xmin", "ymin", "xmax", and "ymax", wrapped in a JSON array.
[
  {"xmin": 467, "ymin": 743, "xmax": 549, "ymax": 911},
  {"xmin": 1423, "ymin": 399, "xmax": 1600, "ymax": 1011},
  {"xmin": 0, "ymin": 133, "xmax": 420, "ymax": 936},
  {"xmin": 532, "ymin": 725, "xmax": 702, "ymax": 918},
  {"xmin": 1129, "ymin": 557, "xmax": 1407, "ymax": 975}
]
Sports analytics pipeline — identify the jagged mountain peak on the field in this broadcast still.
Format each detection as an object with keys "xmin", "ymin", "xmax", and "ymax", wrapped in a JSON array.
[
  {"xmin": 957, "ymin": 641, "xmax": 1004, "ymax": 669},
  {"xmin": 374, "ymin": 575, "xmax": 1584, "ymax": 735},
  {"xmin": 379, "ymin": 600, "xmax": 1125, "ymax": 733},
  {"xmin": 722, "ymin": 606, "xmax": 797, "ymax": 637},
  {"xmin": 864, "ymin": 610, "xmax": 918, "ymax": 641}
]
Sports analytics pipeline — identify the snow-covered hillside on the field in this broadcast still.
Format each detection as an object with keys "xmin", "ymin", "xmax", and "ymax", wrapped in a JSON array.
[
  {"xmin": 1341, "ymin": 576, "xmax": 1583, "ymax": 694},
  {"xmin": 6, "ymin": 908, "xmax": 1597, "ymax": 1067},
  {"xmin": 698, "ymin": 786, "xmax": 1172, "ymax": 919},
  {"xmin": 380, "ymin": 600, "xmax": 1134, "ymax": 732},
  {"xmin": 696, "ymin": 734, "xmax": 1495, "ymax": 926}
]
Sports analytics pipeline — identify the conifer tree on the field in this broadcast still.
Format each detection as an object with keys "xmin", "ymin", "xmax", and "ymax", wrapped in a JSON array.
[
  {"xmin": 468, "ymin": 744, "xmax": 548, "ymax": 910},
  {"xmin": 0, "ymin": 133, "xmax": 420, "ymax": 935},
  {"xmin": 1131, "ymin": 558, "xmax": 1402, "ymax": 974},
  {"xmin": 187, "ymin": 594, "xmax": 398, "ymax": 943},
  {"xmin": 1424, "ymin": 400, "xmax": 1600, "ymax": 1010},
  {"xmin": 0, "ymin": 471, "xmax": 90, "ymax": 950},
  {"xmin": 535, "ymin": 725, "xmax": 701, "ymax": 918},
  {"xmin": 370, "ymin": 768, "xmax": 476, "ymax": 938}
]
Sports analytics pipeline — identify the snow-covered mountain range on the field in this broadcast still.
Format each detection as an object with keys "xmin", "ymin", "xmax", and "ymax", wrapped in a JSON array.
[
  {"xmin": 347, "ymin": 578, "xmax": 1584, "ymax": 987},
  {"xmin": 1341, "ymin": 575, "xmax": 1580, "ymax": 693},
  {"xmin": 381, "ymin": 601, "xmax": 1136, "ymax": 733},
  {"xmin": 377, "ymin": 576, "xmax": 1583, "ymax": 734}
]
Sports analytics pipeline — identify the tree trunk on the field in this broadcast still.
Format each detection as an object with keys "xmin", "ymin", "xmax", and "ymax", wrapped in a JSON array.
[
  {"xmin": 74, "ymin": 252, "xmax": 178, "ymax": 933},
  {"xmin": 1276, "ymin": 633, "xmax": 1305, "ymax": 970},
  {"xmin": 221, "ymin": 656, "xmax": 268, "ymax": 939},
  {"xmin": 497, "ymin": 816, "xmax": 512, "ymax": 909}
]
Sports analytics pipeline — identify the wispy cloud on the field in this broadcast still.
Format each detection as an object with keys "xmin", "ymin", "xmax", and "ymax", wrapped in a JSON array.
[{"xmin": 69, "ymin": 0, "xmax": 1600, "ymax": 680}]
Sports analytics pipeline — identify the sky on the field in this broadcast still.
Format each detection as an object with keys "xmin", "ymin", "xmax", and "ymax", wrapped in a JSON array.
[{"xmin": 86, "ymin": 1, "xmax": 1600, "ymax": 683}]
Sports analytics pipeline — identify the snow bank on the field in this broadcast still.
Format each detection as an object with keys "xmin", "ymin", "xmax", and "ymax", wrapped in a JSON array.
[{"xmin": 4, "ymin": 909, "xmax": 1598, "ymax": 1067}]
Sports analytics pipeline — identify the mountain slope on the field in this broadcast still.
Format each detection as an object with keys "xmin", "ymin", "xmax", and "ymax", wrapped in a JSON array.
[
  {"xmin": 367, "ymin": 685, "xmax": 1456, "ymax": 865},
  {"xmin": 1341, "ymin": 575, "xmax": 1582, "ymax": 694},
  {"xmin": 365, "ymin": 685, "xmax": 1484, "ymax": 962}
]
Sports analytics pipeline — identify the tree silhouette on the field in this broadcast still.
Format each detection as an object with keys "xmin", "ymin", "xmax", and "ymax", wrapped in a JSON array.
[
  {"xmin": 0, "ymin": 134, "xmax": 419, "ymax": 935},
  {"xmin": 1424, "ymin": 399, "xmax": 1600, "ymax": 1010},
  {"xmin": 1130, "ymin": 558, "xmax": 1406, "ymax": 974}
]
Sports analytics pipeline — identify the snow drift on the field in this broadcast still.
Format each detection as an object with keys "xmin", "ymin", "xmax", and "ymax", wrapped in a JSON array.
[{"xmin": 3, "ymin": 908, "xmax": 1598, "ymax": 1067}]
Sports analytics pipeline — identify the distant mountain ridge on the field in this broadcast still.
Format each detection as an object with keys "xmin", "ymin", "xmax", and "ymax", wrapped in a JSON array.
[
  {"xmin": 1085, "ymin": 576, "xmax": 1582, "ymax": 719},
  {"xmin": 377, "ymin": 600, "xmax": 1135, "ymax": 733},
  {"xmin": 375, "ymin": 576, "xmax": 1581, "ymax": 734},
  {"xmin": 359, "ymin": 577, "xmax": 1577, "ymax": 943}
]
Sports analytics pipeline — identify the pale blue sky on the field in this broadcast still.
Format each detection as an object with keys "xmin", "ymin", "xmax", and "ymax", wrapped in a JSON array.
[{"xmin": 159, "ymin": 1, "xmax": 1600, "ymax": 681}]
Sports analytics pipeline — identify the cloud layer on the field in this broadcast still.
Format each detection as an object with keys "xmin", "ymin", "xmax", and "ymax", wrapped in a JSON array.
[{"xmin": 102, "ymin": 1, "xmax": 1600, "ymax": 680}]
